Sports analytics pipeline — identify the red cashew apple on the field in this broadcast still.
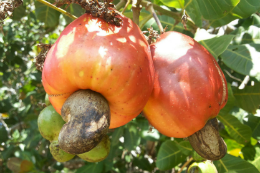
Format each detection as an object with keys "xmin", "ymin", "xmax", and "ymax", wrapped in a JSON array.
[
  {"xmin": 143, "ymin": 31, "xmax": 228, "ymax": 160},
  {"xmin": 41, "ymin": 13, "xmax": 154, "ymax": 154}
]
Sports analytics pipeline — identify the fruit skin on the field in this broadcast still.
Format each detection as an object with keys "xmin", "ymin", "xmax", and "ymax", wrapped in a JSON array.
[
  {"xmin": 188, "ymin": 160, "xmax": 218, "ymax": 173},
  {"xmin": 78, "ymin": 135, "xmax": 110, "ymax": 162},
  {"xmin": 37, "ymin": 105, "xmax": 65, "ymax": 141},
  {"xmin": 42, "ymin": 13, "xmax": 154, "ymax": 129},
  {"xmin": 143, "ymin": 31, "xmax": 228, "ymax": 138},
  {"xmin": 49, "ymin": 140, "xmax": 75, "ymax": 162}
]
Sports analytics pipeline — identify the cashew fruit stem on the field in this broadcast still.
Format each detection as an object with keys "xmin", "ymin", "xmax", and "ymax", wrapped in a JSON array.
[
  {"xmin": 188, "ymin": 118, "xmax": 227, "ymax": 160},
  {"xmin": 58, "ymin": 90, "xmax": 110, "ymax": 155}
]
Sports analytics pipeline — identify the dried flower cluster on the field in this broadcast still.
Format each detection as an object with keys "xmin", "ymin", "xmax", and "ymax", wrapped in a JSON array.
[
  {"xmin": 143, "ymin": 26, "xmax": 160, "ymax": 44},
  {"xmin": 35, "ymin": 44, "xmax": 52, "ymax": 71},
  {"xmin": 55, "ymin": 0, "xmax": 122, "ymax": 26},
  {"xmin": 0, "ymin": 0, "xmax": 23, "ymax": 24}
]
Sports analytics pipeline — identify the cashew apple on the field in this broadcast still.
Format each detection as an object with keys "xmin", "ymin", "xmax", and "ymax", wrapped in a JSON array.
[
  {"xmin": 143, "ymin": 31, "xmax": 228, "ymax": 138},
  {"xmin": 42, "ymin": 13, "xmax": 154, "ymax": 129}
]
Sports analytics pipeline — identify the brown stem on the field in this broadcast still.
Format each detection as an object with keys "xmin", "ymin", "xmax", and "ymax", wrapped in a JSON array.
[
  {"xmin": 144, "ymin": 1, "xmax": 164, "ymax": 34},
  {"xmin": 177, "ymin": 157, "xmax": 193, "ymax": 173},
  {"xmin": 132, "ymin": 0, "xmax": 142, "ymax": 25},
  {"xmin": 58, "ymin": 90, "xmax": 110, "ymax": 155},
  {"xmin": 121, "ymin": 0, "xmax": 131, "ymax": 14},
  {"xmin": 188, "ymin": 118, "xmax": 227, "ymax": 160},
  {"xmin": 36, "ymin": 0, "xmax": 77, "ymax": 20},
  {"xmin": 140, "ymin": 0, "xmax": 197, "ymax": 33}
]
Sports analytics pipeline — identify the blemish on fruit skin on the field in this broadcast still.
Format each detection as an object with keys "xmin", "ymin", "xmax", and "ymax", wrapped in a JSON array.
[{"xmin": 79, "ymin": 71, "xmax": 84, "ymax": 77}]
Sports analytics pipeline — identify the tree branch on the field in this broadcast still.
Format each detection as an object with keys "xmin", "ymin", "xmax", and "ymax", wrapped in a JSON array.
[{"xmin": 36, "ymin": 0, "xmax": 77, "ymax": 20}]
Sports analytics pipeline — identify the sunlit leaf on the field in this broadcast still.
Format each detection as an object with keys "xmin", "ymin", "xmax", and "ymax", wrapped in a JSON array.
[
  {"xmin": 250, "ymin": 146, "xmax": 260, "ymax": 172},
  {"xmin": 220, "ymin": 44, "xmax": 260, "ymax": 78},
  {"xmin": 160, "ymin": 0, "xmax": 184, "ymax": 9},
  {"xmin": 218, "ymin": 114, "xmax": 252, "ymax": 144},
  {"xmin": 197, "ymin": 35, "xmax": 234, "ymax": 59},
  {"xmin": 214, "ymin": 154, "xmax": 259, "ymax": 173}
]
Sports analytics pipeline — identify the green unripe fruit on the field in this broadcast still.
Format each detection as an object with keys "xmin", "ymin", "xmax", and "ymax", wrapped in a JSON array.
[
  {"xmin": 38, "ymin": 105, "xmax": 65, "ymax": 141},
  {"xmin": 45, "ymin": 94, "xmax": 51, "ymax": 106},
  {"xmin": 78, "ymin": 135, "xmax": 110, "ymax": 162},
  {"xmin": 50, "ymin": 140, "xmax": 75, "ymax": 162},
  {"xmin": 188, "ymin": 160, "xmax": 218, "ymax": 173}
]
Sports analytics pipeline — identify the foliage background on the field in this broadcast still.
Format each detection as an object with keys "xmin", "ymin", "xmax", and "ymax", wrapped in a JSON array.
[{"xmin": 0, "ymin": 0, "xmax": 260, "ymax": 172}]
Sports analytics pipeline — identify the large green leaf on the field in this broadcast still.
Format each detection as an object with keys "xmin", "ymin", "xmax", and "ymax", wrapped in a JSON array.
[
  {"xmin": 233, "ymin": 82, "xmax": 260, "ymax": 114},
  {"xmin": 220, "ymin": 44, "xmax": 260, "ymax": 78},
  {"xmin": 197, "ymin": 35, "xmax": 235, "ymax": 59},
  {"xmin": 185, "ymin": 0, "xmax": 202, "ymax": 27},
  {"xmin": 174, "ymin": 140, "xmax": 192, "ymax": 155},
  {"xmin": 156, "ymin": 140, "xmax": 188, "ymax": 170},
  {"xmin": 196, "ymin": 0, "xmax": 240, "ymax": 20},
  {"xmin": 245, "ymin": 113, "xmax": 260, "ymax": 140},
  {"xmin": 218, "ymin": 114, "xmax": 252, "ymax": 144},
  {"xmin": 35, "ymin": 0, "xmax": 60, "ymax": 28},
  {"xmin": 214, "ymin": 154, "xmax": 259, "ymax": 173},
  {"xmin": 250, "ymin": 146, "xmax": 260, "ymax": 172},
  {"xmin": 211, "ymin": 0, "xmax": 260, "ymax": 27}
]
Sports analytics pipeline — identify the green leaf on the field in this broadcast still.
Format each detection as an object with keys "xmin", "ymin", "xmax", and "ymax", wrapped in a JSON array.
[
  {"xmin": 250, "ymin": 146, "xmax": 260, "ymax": 172},
  {"xmin": 133, "ymin": 157, "xmax": 155, "ymax": 172},
  {"xmin": 196, "ymin": 0, "xmax": 240, "ymax": 20},
  {"xmin": 232, "ymin": 0, "xmax": 260, "ymax": 18},
  {"xmin": 174, "ymin": 140, "xmax": 192, "ymax": 155},
  {"xmin": 218, "ymin": 114, "xmax": 252, "ymax": 144},
  {"xmin": 111, "ymin": 127, "xmax": 124, "ymax": 146},
  {"xmin": 35, "ymin": 0, "xmax": 60, "ymax": 28},
  {"xmin": 220, "ymin": 44, "xmax": 260, "ymax": 78},
  {"xmin": 12, "ymin": 5, "xmax": 26, "ymax": 21},
  {"xmin": 214, "ymin": 154, "xmax": 259, "ymax": 173},
  {"xmin": 232, "ymin": 25, "xmax": 260, "ymax": 45},
  {"xmin": 197, "ymin": 35, "xmax": 235, "ymax": 59},
  {"xmin": 156, "ymin": 140, "xmax": 187, "ymax": 170},
  {"xmin": 124, "ymin": 124, "xmax": 141, "ymax": 151},
  {"xmin": 245, "ymin": 113, "xmax": 260, "ymax": 140},
  {"xmin": 225, "ymin": 139, "xmax": 244, "ymax": 152},
  {"xmin": 75, "ymin": 162, "xmax": 104, "ymax": 173},
  {"xmin": 20, "ymin": 160, "xmax": 34, "ymax": 173},
  {"xmin": 233, "ymin": 82, "xmax": 260, "ymax": 113},
  {"xmin": 64, "ymin": 4, "xmax": 85, "ymax": 24},
  {"xmin": 185, "ymin": 0, "xmax": 202, "ymax": 27},
  {"xmin": 241, "ymin": 144, "xmax": 257, "ymax": 161},
  {"xmin": 160, "ymin": 0, "xmax": 184, "ymax": 8},
  {"xmin": 211, "ymin": 0, "xmax": 260, "ymax": 27}
]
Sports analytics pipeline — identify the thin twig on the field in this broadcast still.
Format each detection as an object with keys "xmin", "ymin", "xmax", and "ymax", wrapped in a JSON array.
[
  {"xmin": 36, "ymin": 0, "xmax": 77, "ymax": 20},
  {"xmin": 132, "ymin": 0, "xmax": 142, "ymax": 25},
  {"xmin": 121, "ymin": 0, "xmax": 131, "ymax": 14},
  {"xmin": 177, "ymin": 157, "xmax": 193, "ymax": 173}
]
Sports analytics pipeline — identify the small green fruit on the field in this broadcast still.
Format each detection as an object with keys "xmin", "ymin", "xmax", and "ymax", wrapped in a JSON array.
[
  {"xmin": 38, "ymin": 105, "xmax": 65, "ymax": 141},
  {"xmin": 45, "ymin": 94, "xmax": 51, "ymax": 106},
  {"xmin": 50, "ymin": 140, "xmax": 75, "ymax": 162},
  {"xmin": 78, "ymin": 135, "xmax": 110, "ymax": 162},
  {"xmin": 188, "ymin": 160, "xmax": 218, "ymax": 173}
]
